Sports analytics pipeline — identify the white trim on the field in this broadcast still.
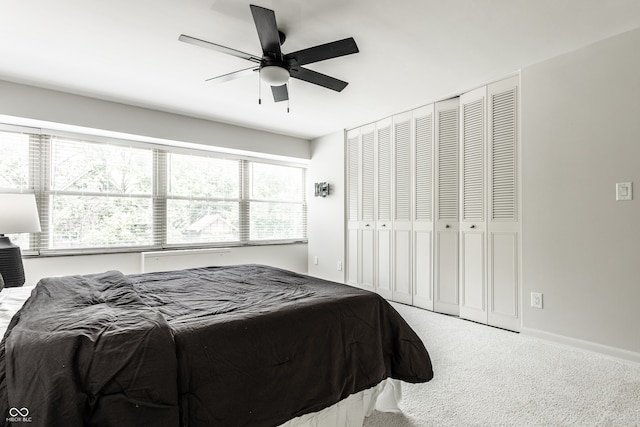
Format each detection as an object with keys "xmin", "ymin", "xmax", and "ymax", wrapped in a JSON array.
[{"xmin": 520, "ymin": 326, "xmax": 640, "ymax": 366}]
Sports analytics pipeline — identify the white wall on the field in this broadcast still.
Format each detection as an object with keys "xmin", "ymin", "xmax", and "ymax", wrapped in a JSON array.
[
  {"xmin": 307, "ymin": 131, "xmax": 346, "ymax": 283},
  {"xmin": 521, "ymin": 27, "xmax": 640, "ymax": 354},
  {"xmin": 0, "ymin": 80, "xmax": 309, "ymax": 160},
  {"xmin": 23, "ymin": 244, "xmax": 308, "ymax": 286}
]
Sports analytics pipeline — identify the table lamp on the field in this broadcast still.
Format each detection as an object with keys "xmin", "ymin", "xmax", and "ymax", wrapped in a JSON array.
[{"xmin": 0, "ymin": 193, "xmax": 41, "ymax": 287}]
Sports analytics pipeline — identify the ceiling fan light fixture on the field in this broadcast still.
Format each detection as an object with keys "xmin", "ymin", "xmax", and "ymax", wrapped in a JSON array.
[{"xmin": 261, "ymin": 65, "xmax": 289, "ymax": 86}]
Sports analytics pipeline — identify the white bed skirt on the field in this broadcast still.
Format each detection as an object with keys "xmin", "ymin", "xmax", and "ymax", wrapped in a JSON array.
[
  {"xmin": 279, "ymin": 378, "xmax": 402, "ymax": 427},
  {"xmin": 1, "ymin": 286, "xmax": 403, "ymax": 426}
]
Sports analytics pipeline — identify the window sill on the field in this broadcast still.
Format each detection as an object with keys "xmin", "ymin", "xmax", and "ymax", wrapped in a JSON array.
[{"xmin": 23, "ymin": 240, "xmax": 308, "ymax": 258}]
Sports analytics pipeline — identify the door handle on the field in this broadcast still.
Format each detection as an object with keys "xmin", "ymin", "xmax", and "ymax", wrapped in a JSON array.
[
  {"xmin": 381, "ymin": 224, "xmax": 387, "ymax": 227},
  {"xmin": 445, "ymin": 224, "xmax": 450, "ymax": 229},
  {"xmin": 470, "ymin": 225, "xmax": 476, "ymax": 229}
]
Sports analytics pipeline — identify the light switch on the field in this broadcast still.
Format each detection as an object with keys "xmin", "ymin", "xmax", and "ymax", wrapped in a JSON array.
[{"xmin": 616, "ymin": 182, "xmax": 633, "ymax": 201}]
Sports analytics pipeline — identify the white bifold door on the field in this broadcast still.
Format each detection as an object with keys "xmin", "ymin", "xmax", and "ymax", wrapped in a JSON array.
[
  {"xmin": 412, "ymin": 105, "xmax": 435, "ymax": 310},
  {"xmin": 434, "ymin": 98, "xmax": 460, "ymax": 316},
  {"xmin": 459, "ymin": 76, "xmax": 520, "ymax": 331},
  {"xmin": 391, "ymin": 111, "xmax": 414, "ymax": 305},
  {"xmin": 459, "ymin": 86, "xmax": 488, "ymax": 323},
  {"xmin": 346, "ymin": 125, "xmax": 376, "ymax": 293},
  {"xmin": 375, "ymin": 118, "xmax": 393, "ymax": 300}
]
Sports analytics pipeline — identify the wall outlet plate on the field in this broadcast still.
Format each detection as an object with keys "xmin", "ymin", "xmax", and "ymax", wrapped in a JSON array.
[{"xmin": 531, "ymin": 292, "xmax": 543, "ymax": 309}]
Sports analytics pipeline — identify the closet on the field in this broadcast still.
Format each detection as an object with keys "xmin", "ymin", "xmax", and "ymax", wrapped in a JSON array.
[{"xmin": 345, "ymin": 75, "xmax": 520, "ymax": 332}]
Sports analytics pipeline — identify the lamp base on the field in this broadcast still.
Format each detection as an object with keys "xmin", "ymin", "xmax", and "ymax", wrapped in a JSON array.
[{"xmin": 0, "ymin": 236, "xmax": 26, "ymax": 287}]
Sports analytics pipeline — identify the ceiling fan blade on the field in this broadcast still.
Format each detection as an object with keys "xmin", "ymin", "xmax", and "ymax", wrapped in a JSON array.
[
  {"xmin": 249, "ymin": 4, "xmax": 282, "ymax": 57},
  {"xmin": 205, "ymin": 67, "xmax": 257, "ymax": 83},
  {"xmin": 290, "ymin": 67, "xmax": 348, "ymax": 92},
  {"xmin": 271, "ymin": 84, "xmax": 288, "ymax": 102},
  {"xmin": 285, "ymin": 37, "xmax": 359, "ymax": 67},
  {"xmin": 179, "ymin": 34, "xmax": 261, "ymax": 63}
]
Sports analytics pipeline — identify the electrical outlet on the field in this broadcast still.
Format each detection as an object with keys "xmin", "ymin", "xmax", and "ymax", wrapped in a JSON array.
[
  {"xmin": 337, "ymin": 261, "xmax": 342, "ymax": 271},
  {"xmin": 531, "ymin": 292, "xmax": 543, "ymax": 309}
]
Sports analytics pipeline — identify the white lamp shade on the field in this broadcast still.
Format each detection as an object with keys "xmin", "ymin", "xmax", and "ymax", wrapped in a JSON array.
[
  {"xmin": 261, "ymin": 66, "xmax": 290, "ymax": 86},
  {"xmin": 0, "ymin": 193, "xmax": 42, "ymax": 234}
]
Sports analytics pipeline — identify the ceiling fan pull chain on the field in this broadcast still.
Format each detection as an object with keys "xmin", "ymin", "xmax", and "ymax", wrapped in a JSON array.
[
  {"xmin": 287, "ymin": 85, "xmax": 290, "ymax": 113},
  {"xmin": 258, "ymin": 68, "xmax": 262, "ymax": 105}
]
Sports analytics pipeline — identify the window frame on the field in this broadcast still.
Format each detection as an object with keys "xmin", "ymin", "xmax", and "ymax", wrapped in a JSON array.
[{"xmin": 0, "ymin": 124, "xmax": 308, "ymax": 256}]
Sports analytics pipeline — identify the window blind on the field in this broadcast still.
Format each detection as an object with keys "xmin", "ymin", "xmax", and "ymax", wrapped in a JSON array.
[
  {"xmin": 0, "ymin": 127, "xmax": 40, "ymax": 252},
  {"xmin": 246, "ymin": 162, "xmax": 307, "ymax": 242},
  {"xmin": 0, "ymin": 123, "xmax": 307, "ymax": 254}
]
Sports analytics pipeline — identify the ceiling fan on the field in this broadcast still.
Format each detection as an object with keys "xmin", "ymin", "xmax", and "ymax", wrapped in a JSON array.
[{"xmin": 179, "ymin": 4, "xmax": 359, "ymax": 104}]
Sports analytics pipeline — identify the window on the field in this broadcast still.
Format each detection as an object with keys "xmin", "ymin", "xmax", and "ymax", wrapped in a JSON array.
[
  {"xmin": 0, "ymin": 125, "xmax": 307, "ymax": 254},
  {"xmin": 48, "ymin": 137, "xmax": 154, "ymax": 249},
  {"xmin": 248, "ymin": 162, "xmax": 306, "ymax": 241},
  {"xmin": 166, "ymin": 153, "xmax": 240, "ymax": 245},
  {"xmin": 0, "ymin": 129, "xmax": 34, "ymax": 250}
]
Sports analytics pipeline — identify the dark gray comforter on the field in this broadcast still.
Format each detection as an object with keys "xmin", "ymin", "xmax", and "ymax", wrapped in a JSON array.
[{"xmin": 1, "ymin": 265, "xmax": 433, "ymax": 426}]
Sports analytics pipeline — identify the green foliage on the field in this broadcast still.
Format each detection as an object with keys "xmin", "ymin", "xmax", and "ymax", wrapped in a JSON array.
[
  {"xmin": 52, "ymin": 196, "xmax": 152, "ymax": 248},
  {"xmin": 0, "ymin": 133, "xmax": 29, "ymax": 190},
  {"xmin": 52, "ymin": 139, "xmax": 152, "ymax": 194},
  {"xmin": 251, "ymin": 163, "xmax": 303, "ymax": 201},
  {"xmin": 168, "ymin": 154, "xmax": 238, "ymax": 198}
]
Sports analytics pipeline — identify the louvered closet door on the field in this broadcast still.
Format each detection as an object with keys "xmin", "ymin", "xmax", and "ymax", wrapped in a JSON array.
[
  {"xmin": 375, "ymin": 118, "xmax": 393, "ymax": 300},
  {"xmin": 459, "ymin": 87, "xmax": 488, "ymax": 324},
  {"xmin": 434, "ymin": 98, "xmax": 460, "ymax": 316},
  {"xmin": 412, "ymin": 105, "xmax": 435, "ymax": 310},
  {"xmin": 346, "ymin": 129, "xmax": 360, "ymax": 287},
  {"xmin": 392, "ymin": 111, "xmax": 414, "ymax": 305},
  {"xmin": 359, "ymin": 125, "xmax": 376, "ymax": 292},
  {"xmin": 487, "ymin": 76, "xmax": 520, "ymax": 331}
]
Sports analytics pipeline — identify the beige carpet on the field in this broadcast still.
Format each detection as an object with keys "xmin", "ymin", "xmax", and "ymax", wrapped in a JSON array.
[{"xmin": 364, "ymin": 303, "xmax": 640, "ymax": 427}]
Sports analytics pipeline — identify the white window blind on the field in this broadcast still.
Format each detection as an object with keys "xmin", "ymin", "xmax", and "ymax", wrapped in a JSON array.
[
  {"xmin": 47, "ymin": 136, "xmax": 154, "ymax": 250},
  {"xmin": 166, "ymin": 153, "xmax": 240, "ymax": 245},
  {"xmin": 247, "ymin": 162, "xmax": 306, "ymax": 242},
  {"xmin": 0, "ymin": 124, "xmax": 307, "ymax": 254},
  {"xmin": 0, "ymin": 128, "xmax": 39, "ymax": 251}
]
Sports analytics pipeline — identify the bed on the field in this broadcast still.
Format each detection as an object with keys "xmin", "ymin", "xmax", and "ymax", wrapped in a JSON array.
[{"xmin": 0, "ymin": 264, "xmax": 433, "ymax": 426}]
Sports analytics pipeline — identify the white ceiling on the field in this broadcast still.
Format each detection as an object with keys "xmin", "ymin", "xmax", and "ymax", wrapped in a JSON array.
[{"xmin": 2, "ymin": 0, "xmax": 640, "ymax": 140}]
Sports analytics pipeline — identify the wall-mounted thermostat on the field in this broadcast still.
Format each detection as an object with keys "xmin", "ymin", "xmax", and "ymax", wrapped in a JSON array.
[{"xmin": 616, "ymin": 182, "xmax": 633, "ymax": 201}]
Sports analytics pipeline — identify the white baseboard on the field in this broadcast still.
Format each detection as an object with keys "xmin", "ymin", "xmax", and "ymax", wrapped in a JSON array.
[{"xmin": 520, "ymin": 327, "xmax": 640, "ymax": 365}]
